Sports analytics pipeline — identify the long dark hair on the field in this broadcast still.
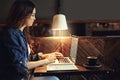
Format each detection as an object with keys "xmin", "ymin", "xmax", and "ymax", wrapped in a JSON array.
[{"xmin": 6, "ymin": 0, "xmax": 35, "ymax": 29}]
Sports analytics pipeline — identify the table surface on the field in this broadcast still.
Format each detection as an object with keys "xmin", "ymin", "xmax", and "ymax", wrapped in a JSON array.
[{"xmin": 34, "ymin": 64, "xmax": 113, "ymax": 77}]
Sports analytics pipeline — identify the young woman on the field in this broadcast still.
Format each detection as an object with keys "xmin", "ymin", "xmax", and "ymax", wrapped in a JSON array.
[{"xmin": 0, "ymin": 0, "xmax": 63, "ymax": 80}]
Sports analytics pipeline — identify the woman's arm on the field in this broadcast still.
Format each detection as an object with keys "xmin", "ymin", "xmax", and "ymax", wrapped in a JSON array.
[
  {"xmin": 27, "ymin": 52, "xmax": 57, "ymax": 70},
  {"xmin": 27, "ymin": 59, "xmax": 49, "ymax": 70}
]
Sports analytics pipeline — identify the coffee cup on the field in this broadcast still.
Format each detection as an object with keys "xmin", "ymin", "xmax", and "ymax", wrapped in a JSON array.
[{"xmin": 87, "ymin": 56, "xmax": 97, "ymax": 66}]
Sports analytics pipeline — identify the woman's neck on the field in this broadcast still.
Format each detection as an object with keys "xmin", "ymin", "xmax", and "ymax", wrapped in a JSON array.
[{"xmin": 19, "ymin": 25, "xmax": 26, "ymax": 31}]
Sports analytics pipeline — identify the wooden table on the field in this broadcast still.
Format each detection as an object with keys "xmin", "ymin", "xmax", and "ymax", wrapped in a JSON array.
[{"xmin": 34, "ymin": 64, "xmax": 113, "ymax": 80}]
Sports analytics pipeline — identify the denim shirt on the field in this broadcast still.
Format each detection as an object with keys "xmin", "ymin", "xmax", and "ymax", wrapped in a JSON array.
[{"xmin": 0, "ymin": 28, "xmax": 29, "ymax": 80}]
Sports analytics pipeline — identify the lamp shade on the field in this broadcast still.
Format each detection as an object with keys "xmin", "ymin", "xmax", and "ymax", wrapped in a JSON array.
[{"xmin": 52, "ymin": 14, "xmax": 68, "ymax": 30}]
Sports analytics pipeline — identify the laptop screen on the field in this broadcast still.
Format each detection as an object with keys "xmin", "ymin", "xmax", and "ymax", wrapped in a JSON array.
[{"xmin": 70, "ymin": 37, "xmax": 79, "ymax": 63}]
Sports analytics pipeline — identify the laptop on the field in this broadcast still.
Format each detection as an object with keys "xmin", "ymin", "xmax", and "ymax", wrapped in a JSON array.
[{"xmin": 47, "ymin": 37, "xmax": 79, "ymax": 71}]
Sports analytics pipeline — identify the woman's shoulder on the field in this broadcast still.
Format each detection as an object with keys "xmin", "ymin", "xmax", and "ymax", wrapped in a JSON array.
[
  {"xmin": 5, "ymin": 28, "xmax": 22, "ymax": 36},
  {"xmin": 0, "ymin": 27, "xmax": 22, "ymax": 40},
  {"xmin": 7, "ymin": 28, "xmax": 20, "ymax": 33}
]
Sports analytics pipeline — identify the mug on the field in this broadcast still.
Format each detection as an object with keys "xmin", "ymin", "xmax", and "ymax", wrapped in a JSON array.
[{"xmin": 87, "ymin": 56, "xmax": 98, "ymax": 66}]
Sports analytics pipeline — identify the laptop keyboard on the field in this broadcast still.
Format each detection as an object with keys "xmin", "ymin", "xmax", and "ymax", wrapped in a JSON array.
[{"xmin": 58, "ymin": 57, "xmax": 70, "ymax": 63}]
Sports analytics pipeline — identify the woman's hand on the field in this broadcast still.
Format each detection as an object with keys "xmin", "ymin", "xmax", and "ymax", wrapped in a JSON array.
[
  {"xmin": 44, "ymin": 52, "xmax": 63, "ymax": 63},
  {"xmin": 38, "ymin": 52, "xmax": 64, "ymax": 59},
  {"xmin": 52, "ymin": 52, "xmax": 64, "ymax": 58},
  {"xmin": 45, "ymin": 53, "xmax": 57, "ymax": 63},
  {"xmin": 37, "ymin": 52, "xmax": 63, "ymax": 63}
]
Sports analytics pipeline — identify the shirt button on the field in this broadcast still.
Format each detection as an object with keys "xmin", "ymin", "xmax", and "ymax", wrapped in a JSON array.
[{"xmin": 20, "ymin": 61, "xmax": 22, "ymax": 64}]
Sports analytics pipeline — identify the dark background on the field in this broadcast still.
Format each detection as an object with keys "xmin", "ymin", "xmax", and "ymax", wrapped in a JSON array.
[{"xmin": 0, "ymin": 0, "xmax": 120, "ymax": 22}]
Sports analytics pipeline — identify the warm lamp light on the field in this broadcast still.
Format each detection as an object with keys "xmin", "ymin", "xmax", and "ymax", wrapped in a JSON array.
[{"xmin": 52, "ymin": 14, "xmax": 68, "ymax": 30}]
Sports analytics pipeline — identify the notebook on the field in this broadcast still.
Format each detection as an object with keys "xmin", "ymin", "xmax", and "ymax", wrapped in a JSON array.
[{"xmin": 47, "ymin": 37, "xmax": 79, "ymax": 71}]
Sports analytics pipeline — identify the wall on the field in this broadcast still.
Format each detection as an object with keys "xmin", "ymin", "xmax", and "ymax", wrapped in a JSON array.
[
  {"xmin": 63, "ymin": 0, "xmax": 120, "ymax": 20},
  {"xmin": 0, "ymin": 0, "xmax": 56, "ymax": 22},
  {"xmin": 0, "ymin": 0, "xmax": 120, "ymax": 22}
]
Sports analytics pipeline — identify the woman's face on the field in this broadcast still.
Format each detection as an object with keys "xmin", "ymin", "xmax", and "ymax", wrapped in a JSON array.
[{"xmin": 25, "ymin": 8, "xmax": 36, "ymax": 27}]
